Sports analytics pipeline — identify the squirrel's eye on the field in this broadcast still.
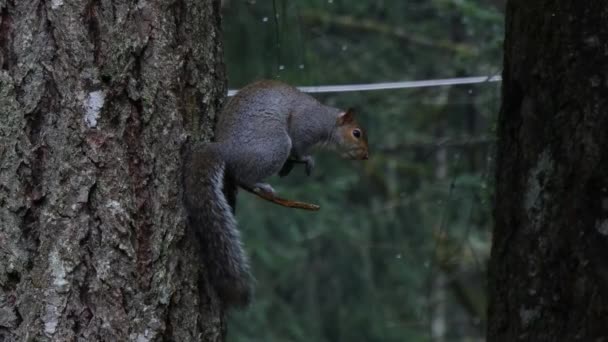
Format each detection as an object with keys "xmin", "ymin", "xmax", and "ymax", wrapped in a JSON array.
[{"xmin": 352, "ymin": 129, "xmax": 362, "ymax": 139}]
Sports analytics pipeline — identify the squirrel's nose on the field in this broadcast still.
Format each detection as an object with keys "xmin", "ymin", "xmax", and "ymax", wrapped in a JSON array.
[{"xmin": 362, "ymin": 152, "xmax": 369, "ymax": 160}]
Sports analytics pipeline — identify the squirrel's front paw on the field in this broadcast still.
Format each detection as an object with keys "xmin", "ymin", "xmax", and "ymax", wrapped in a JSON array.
[{"xmin": 302, "ymin": 156, "xmax": 315, "ymax": 176}]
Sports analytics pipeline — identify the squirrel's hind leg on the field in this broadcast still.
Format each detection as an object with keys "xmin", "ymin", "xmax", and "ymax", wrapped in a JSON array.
[{"xmin": 229, "ymin": 133, "xmax": 292, "ymax": 191}]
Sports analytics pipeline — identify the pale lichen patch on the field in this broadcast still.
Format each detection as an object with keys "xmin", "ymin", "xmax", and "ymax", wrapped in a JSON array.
[
  {"xmin": 106, "ymin": 199, "xmax": 124, "ymax": 213},
  {"xmin": 584, "ymin": 35, "xmax": 600, "ymax": 48},
  {"xmin": 49, "ymin": 249, "xmax": 68, "ymax": 291},
  {"xmin": 84, "ymin": 90, "xmax": 105, "ymax": 128},
  {"xmin": 51, "ymin": 0, "xmax": 63, "ymax": 10},
  {"xmin": 106, "ymin": 199, "xmax": 130, "ymax": 234},
  {"xmin": 595, "ymin": 220, "xmax": 608, "ymax": 235},
  {"xmin": 136, "ymin": 334, "xmax": 150, "ymax": 342},
  {"xmin": 519, "ymin": 305, "xmax": 541, "ymax": 327},
  {"xmin": 42, "ymin": 291, "xmax": 67, "ymax": 337},
  {"xmin": 43, "ymin": 304, "xmax": 59, "ymax": 335}
]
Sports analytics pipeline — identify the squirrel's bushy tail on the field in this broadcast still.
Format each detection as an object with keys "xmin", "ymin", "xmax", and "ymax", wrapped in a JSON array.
[{"xmin": 183, "ymin": 144, "xmax": 252, "ymax": 308}]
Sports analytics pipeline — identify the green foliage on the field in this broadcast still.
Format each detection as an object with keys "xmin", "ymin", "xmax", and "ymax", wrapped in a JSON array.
[{"xmin": 222, "ymin": 0, "xmax": 503, "ymax": 340}]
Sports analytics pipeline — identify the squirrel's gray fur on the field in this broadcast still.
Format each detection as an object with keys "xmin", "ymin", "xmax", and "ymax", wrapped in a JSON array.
[
  {"xmin": 183, "ymin": 80, "xmax": 367, "ymax": 309},
  {"xmin": 215, "ymin": 80, "xmax": 343, "ymax": 189}
]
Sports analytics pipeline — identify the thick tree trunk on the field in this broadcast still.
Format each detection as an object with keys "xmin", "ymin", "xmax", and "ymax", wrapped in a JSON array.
[
  {"xmin": 0, "ymin": 0, "xmax": 226, "ymax": 340},
  {"xmin": 489, "ymin": 1, "xmax": 608, "ymax": 341}
]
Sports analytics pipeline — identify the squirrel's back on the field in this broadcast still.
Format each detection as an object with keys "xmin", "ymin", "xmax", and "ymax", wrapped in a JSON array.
[{"xmin": 215, "ymin": 80, "xmax": 321, "ymax": 143}]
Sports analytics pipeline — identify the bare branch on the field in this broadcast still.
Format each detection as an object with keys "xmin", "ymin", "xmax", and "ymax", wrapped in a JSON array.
[{"xmin": 239, "ymin": 183, "xmax": 321, "ymax": 211}]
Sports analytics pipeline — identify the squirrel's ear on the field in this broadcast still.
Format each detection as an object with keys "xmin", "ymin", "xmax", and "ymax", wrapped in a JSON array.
[{"xmin": 337, "ymin": 108, "xmax": 356, "ymax": 125}]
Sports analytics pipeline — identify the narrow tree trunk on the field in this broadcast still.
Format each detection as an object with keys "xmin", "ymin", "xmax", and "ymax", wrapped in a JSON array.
[
  {"xmin": 431, "ymin": 144, "xmax": 447, "ymax": 342},
  {"xmin": 489, "ymin": 1, "xmax": 608, "ymax": 341},
  {"xmin": 0, "ymin": 0, "xmax": 227, "ymax": 340}
]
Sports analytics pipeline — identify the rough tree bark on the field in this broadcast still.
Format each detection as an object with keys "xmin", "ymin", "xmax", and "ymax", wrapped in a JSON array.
[
  {"xmin": 0, "ymin": 0, "xmax": 227, "ymax": 340},
  {"xmin": 489, "ymin": 1, "xmax": 608, "ymax": 341}
]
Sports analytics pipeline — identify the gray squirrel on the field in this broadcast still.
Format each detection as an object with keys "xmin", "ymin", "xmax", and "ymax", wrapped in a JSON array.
[{"xmin": 183, "ymin": 80, "xmax": 369, "ymax": 309}]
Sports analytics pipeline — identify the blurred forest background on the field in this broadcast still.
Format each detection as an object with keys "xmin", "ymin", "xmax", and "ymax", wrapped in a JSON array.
[{"xmin": 221, "ymin": 0, "xmax": 504, "ymax": 341}]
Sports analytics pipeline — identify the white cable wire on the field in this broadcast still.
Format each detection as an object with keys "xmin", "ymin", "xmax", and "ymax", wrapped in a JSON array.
[{"xmin": 227, "ymin": 75, "xmax": 502, "ymax": 96}]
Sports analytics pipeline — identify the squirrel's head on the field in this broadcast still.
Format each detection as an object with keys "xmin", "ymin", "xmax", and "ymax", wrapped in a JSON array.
[{"xmin": 334, "ymin": 108, "xmax": 369, "ymax": 160}]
